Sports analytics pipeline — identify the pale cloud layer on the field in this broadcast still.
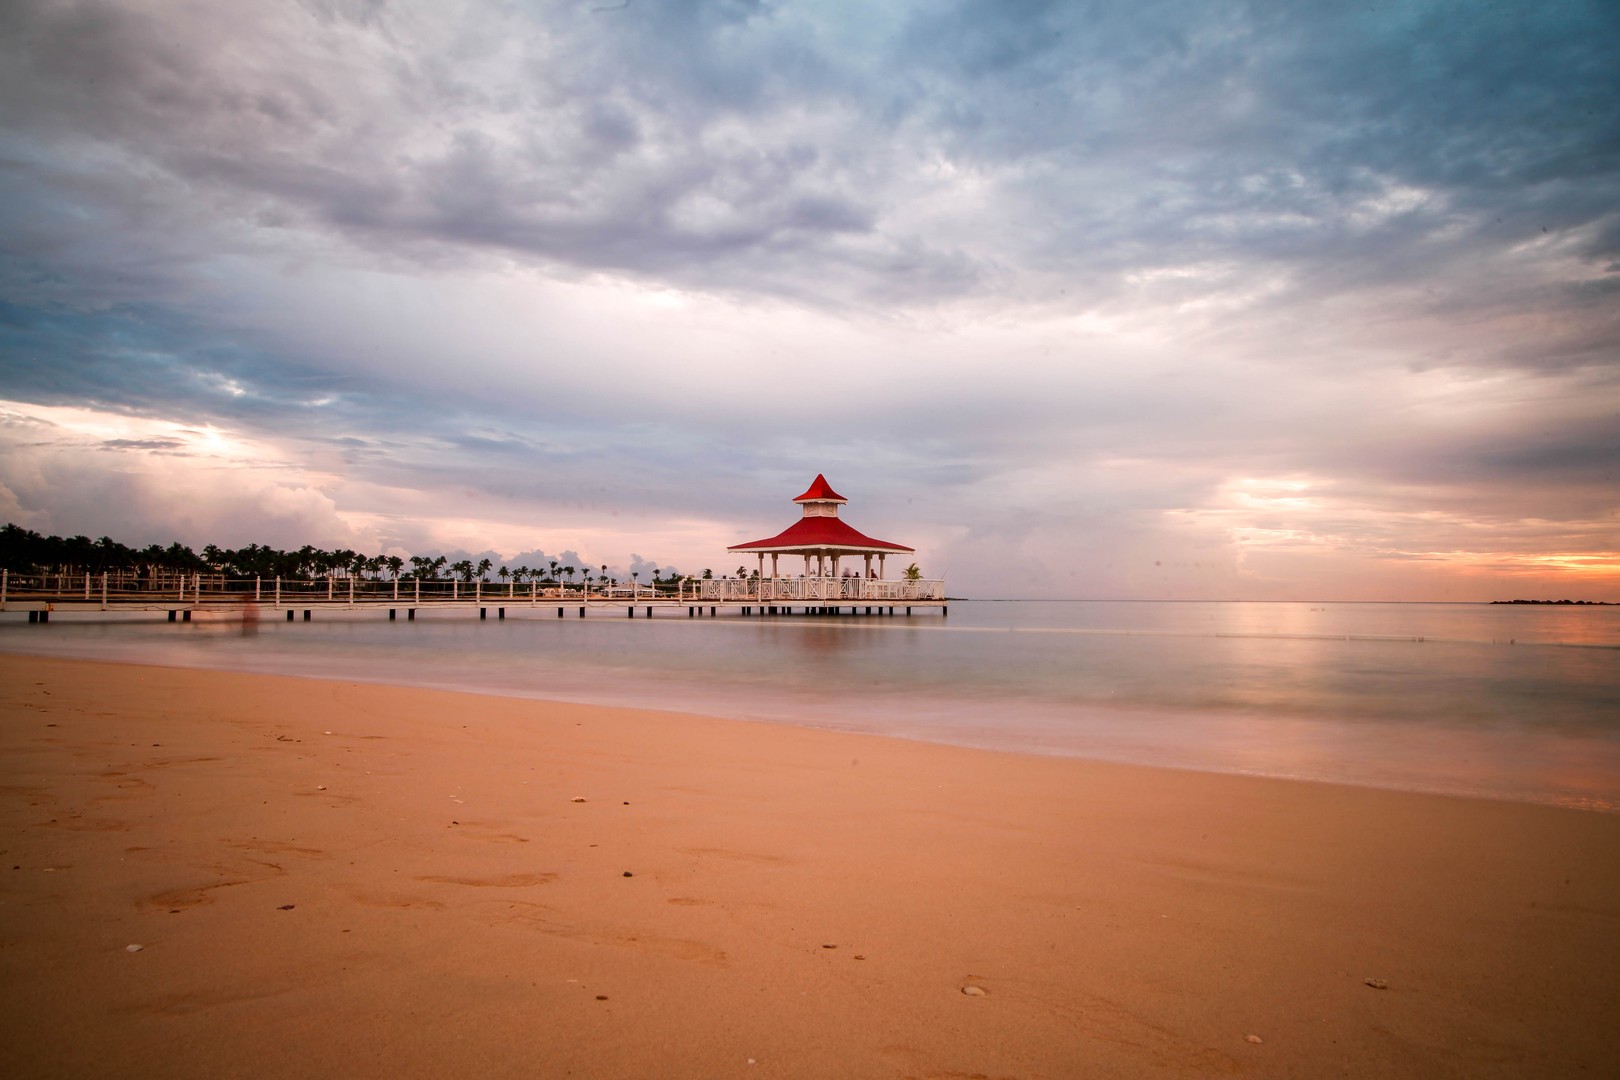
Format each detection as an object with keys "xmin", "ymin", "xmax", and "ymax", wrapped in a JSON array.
[{"xmin": 1, "ymin": 0, "xmax": 1616, "ymax": 599}]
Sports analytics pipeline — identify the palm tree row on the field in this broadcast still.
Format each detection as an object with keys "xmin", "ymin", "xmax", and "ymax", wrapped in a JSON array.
[{"xmin": 1, "ymin": 523, "xmax": 685, "ymax": 592}]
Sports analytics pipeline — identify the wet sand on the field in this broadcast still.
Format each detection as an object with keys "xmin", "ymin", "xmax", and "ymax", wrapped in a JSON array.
[{"xmin": 3, "ymin": 654, "xmax": 1618, "ymax": 1079}]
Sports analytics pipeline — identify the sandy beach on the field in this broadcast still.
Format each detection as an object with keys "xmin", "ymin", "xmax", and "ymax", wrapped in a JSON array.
[{"xmin": 2, "ymin": 654, "xmax": 1617, "ymax": 1079}]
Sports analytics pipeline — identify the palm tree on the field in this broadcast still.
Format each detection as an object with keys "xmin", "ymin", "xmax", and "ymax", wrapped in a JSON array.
[{"xmin": 387, "ymin": 556, "xmax": 404, "ymax": 580}]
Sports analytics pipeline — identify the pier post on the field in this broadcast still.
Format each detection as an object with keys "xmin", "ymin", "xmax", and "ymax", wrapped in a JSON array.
[
  {"xmin": 646, "ymin": 606, "xmax": 652, "ymax": 618},
  {"xmin": 558, "ymin": 607, "xmax": 564, "ymax": 618},
  {"xmin": 182, "ymin": 610, "xmax": 191, "ymax": 622},
  {"xmin": 627, "ymin": 606, "xmax": 634, "ymax": 618},
  {"xmin": 710, "ymin": 606, "xmax": 716, "ymax": 617},
  {"xmin": 303, "ymin": 609, "xmax": 311, "ymax": 621},
  {"xmin": 688, "ymin": 607, "xmax": 694, "ymax": 618},
  {"xmin": 579, "ymin": 607, "xmax": 585, "ymax": 618},
  {"xmin": 480, "ymin": 608, "xmax": 486, "ymax": 620},
  {"xmin": 286, "ymin": 610, "xmax": 294, "ymax": 621},
  {"xmin": 498, "ymin": 607, "xmax": 505, "ymax": 620},
  {"xmin": 29, "ymin": 610, "xmax": 38, "ymax": 624},
  {"xmin": 408, "ymin": 609, "xmax": 416, "ymax": 621},
  {"xmin": 168, "ymin": 610, "xmax": 176, "ymax": 623},
  {"xmin": 389, "ymin": 609, "xmax": 396, "ymax": 621}
]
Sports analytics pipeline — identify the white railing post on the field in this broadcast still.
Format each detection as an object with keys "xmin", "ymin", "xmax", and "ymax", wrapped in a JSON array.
[
  {"xmin": 349, "ymin": 576, "xmax": 355, "ymax": 609},
  {"xmin": 415, "ymin": 578, "xmax": 420, "ymax": 603},
  {"xmin": 393, "ymin": 578, "xmax": 399, "ymax": 602},
  {"xmin": 101, "ymin": 573, "xmax": 108, "ymax": 611},
  {"xmin": 255, "ymin": 576, "xmax": 261, "ymax": 602},
  {"xmin": 327, "ymin": 575, "xmax": 334, "ymax": 601},
  {"xmin": 476, "ymin": 580, "xmax": 481, "ymax": 604},
  {"xmin": 275, "ymin": 576, "xmax": 281, "ymax": 609},
  {"xmin": 1, "ymin": 569, "xmax": 6, "ymax": 609}
]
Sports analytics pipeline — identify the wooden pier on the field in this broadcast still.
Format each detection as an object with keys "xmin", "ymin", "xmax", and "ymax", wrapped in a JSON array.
[{"xmin": 0, "ymin": 570, "xmax": 947, "ymax": 623}]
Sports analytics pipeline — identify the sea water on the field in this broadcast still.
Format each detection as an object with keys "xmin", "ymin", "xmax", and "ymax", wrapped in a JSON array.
[{"xmin": 3, "ymin": 600, "xmax": 1617, "ymax": 812}]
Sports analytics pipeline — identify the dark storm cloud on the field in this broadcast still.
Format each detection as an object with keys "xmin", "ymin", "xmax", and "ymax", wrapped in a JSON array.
[{"xmin": 4, "ymin": 0, "xmax": 1615, "ymax": 325}]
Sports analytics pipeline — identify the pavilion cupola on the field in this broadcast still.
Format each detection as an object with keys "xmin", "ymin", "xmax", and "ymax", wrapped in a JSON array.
[{"xmin": 792, "ymin": 474, "xmax": 847, "ymax": 518}]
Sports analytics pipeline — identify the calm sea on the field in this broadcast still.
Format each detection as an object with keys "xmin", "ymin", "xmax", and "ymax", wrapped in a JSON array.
[{"xmin": 4, "ymin": 600, "xmax": 1618, "ymax": 812}]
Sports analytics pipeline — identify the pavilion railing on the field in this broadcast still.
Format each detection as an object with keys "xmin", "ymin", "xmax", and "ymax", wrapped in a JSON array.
[{"xmin": 692, "ymin": 576, "xmax": 944, "ymax": 603}]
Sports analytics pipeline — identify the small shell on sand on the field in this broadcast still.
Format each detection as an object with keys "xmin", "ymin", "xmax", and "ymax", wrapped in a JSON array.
[
  {"xmin": 1244, "ymin": 1034, "xmax": 1263, "ymax": 1044},
  {"xmin": 1364, "ymin": 978, "xmax": 1389, "ymax": 990},
  {"xmin": 126, "ymin": 944, "xmax": 144, "ymax": 953},
  {"xmin": 571, "ymin": 797, "xmax": 587, "ymax": 803},
  {"xmin": 961, "ymin": 985, "xmax": 986, "ymax": 997}
]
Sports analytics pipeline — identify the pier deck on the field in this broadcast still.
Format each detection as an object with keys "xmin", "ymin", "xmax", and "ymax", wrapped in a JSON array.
[{"xmin": 0, "ymin": 571, "xmax": 947, "ymax": 622}]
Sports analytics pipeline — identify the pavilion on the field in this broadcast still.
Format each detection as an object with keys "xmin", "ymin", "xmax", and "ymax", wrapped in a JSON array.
[{"xmin": 729, "ymin": 474, "xmax": 914, "ymax": 580}]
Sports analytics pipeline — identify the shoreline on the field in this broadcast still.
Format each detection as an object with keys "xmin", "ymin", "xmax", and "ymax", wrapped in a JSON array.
[
  {"xmin": 4, "ymin": 654, "xmax": 1619, "ymax": 1078},
  {"xmin": 3, "ymin": 622, "xmax": 1617, "ymax": 815}
]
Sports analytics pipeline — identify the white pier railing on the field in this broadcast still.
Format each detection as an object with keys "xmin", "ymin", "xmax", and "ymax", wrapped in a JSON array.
[{"xmin": 692, "ymin": 576, "xmax": 945, "ymax": 603}]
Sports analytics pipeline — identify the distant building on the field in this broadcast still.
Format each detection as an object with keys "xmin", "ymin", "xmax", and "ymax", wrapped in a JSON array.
[{"xmin": 729, "ymin": 474, "xmax": 914, "ymax": 579}]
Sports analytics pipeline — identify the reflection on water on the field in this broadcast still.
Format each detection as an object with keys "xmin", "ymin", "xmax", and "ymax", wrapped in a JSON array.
[{"xmin": 3, "ymin": 600, "xmax": 1617, "ymax": 811}]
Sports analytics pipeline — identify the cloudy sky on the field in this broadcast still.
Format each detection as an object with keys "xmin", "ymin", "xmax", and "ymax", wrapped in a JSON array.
[{"xmin": 1, "ymin": 0, "xmax": 1615, "ymax": 600}]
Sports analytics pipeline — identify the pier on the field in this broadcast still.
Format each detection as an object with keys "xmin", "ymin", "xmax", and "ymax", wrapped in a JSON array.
[{"xmin": 0, "ymin": 569, "xmax": 946, "ymax": 623}]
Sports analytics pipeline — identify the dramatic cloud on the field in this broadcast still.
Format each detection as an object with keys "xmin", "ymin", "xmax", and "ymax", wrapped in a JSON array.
[{"xmin": 1, "ymin": 0, "xmax": 1615, "ymax": 598}]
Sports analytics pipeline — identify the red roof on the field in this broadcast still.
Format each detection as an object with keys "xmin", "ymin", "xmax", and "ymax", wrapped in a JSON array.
[
  {"xmin": 792, "ymin": 473, "xmax": 846, "ymax": 504},
  {"xmin": 729, "ymin": 515, "xmax": 913, "ymax": 554}
]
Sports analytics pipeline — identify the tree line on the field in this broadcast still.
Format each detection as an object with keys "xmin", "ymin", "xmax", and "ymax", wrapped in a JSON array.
[{"xmin": 0, "ymin": 523, "xmax": 685, "ymax": 587}]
